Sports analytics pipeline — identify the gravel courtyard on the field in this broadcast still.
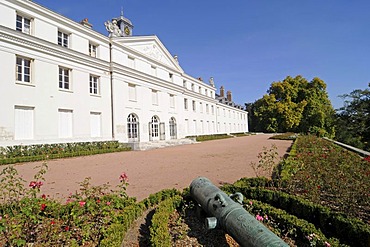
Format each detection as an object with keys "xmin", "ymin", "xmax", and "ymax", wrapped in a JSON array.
[{"xmin": 15, "ymin": 134, "xmax": 292, "ymax": 201}]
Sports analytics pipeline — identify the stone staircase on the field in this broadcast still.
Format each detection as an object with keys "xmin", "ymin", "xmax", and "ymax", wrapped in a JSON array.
[{"xmin": 127, "ymin": 138, "xmax": 197, "ymax": 151}]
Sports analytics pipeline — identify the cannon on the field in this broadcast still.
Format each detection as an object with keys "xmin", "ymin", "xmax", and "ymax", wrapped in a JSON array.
[{"xmin": 190, "ymin": 177, "xmax": 288, "ymax": 247}]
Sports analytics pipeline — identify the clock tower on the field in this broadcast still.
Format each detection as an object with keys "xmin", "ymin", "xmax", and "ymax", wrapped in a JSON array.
[{"xmin": 117, "ymin": 8, "xmax": 133, "ymax": 36}]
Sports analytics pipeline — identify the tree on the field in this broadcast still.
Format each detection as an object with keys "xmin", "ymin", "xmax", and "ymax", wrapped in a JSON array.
[
  {"xmin": 335, "ymin": 83, "xmax": 370, "ymax": 151},
  {"xmin": 249, "ymin": 75, "xmax": 335, "ymax": 137}
]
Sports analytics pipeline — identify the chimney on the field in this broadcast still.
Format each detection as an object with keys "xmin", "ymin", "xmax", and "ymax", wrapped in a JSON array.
[
  {"xmin": 227, "ymin": 90, "xmax": 232, "ymax": 102},
  {"xmin": 220, "ymin": 86, "xmax": 225, "ymax": 98},
  {"xmin": 80, "ymin": 18, "xmax": 93, "ymax": 29}
]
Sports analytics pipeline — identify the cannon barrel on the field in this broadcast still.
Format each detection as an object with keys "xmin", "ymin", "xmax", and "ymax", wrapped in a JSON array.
[{"xmin": 190, "ymin": 177, "xmax": 288, "ymax": 247}]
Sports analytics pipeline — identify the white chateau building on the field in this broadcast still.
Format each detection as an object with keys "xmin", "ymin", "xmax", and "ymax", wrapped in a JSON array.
[{"xmin": 0, "ymin": 0, "xmax": 248, "ymax": 149}]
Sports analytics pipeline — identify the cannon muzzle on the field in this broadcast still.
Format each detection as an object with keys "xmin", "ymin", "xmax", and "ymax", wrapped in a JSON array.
[{"xmin": 190, "ymin": 177, "xmax": 288, "ymax": 247}]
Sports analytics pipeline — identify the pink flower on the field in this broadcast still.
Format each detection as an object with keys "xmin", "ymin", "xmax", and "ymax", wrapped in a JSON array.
[
  {"xmin": 249, "ymin": 201, "xmax": 253, "ymax": 206},
  {"xmin": 119, "ymin": 172, "xmax": 128, "ymax": 182},
  {"xmin": 325, "ymin": 242, "xmax": 331, "ymax": 247},
  {"xmin": 29, "ymin": 181, "xmax": 43, "ymax": 189},
  {"xmin": 96, "ymin": 199, "xmax": 101, "ymax": 203},
  {"xmin": 79, "ymin": 201, "xmax": 86, "ymax": 207},
  {"xmin": 106, "ymin": 201, "xmax": 111, "ymax": 206},
  {"xmin": 66, "ymin": 198, "xmax": 74, "ymax": 204},
  {"xmin": 256, "ymin": 214, "xmax": 264, "ymax": 221},
  {"xmin": 264, "ymin": 215, "xmax": 268, "ymax": 220}
]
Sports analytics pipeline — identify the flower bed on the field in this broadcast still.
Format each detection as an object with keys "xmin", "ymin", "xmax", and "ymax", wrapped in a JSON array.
[{"xmin": 0, "ymin": 141, "xmax": 131, "ymax": 165}]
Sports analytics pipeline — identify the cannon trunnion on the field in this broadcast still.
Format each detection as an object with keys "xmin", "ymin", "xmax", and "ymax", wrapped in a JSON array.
[{"xmin": 190, "ymin": 177, "xmax": 288, "ymax": 247}]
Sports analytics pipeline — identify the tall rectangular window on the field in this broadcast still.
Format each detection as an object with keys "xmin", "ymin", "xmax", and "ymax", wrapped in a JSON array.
[
  {"xmin": 206, "ymin": 104, "xmax": 209, "ymax": 114},
  {"xmin": 14, "ymin": 106, "xmax": 34, "ymax": 140},
  {"xmin": 128, "ymin": 84, "xmax": 137, "ymax": 101},
  {"xmin": 152, "ymin": 89, "xmax": 158, "ymax": 105},
  {"xmin": 183, "ymin": 80, "xmax": 187, "ymax": 88},
  {"xmin": 89, "ymin": 43, "xmax": 97, "ymax": 57},
  {"xmin": 58, "ymin": 31, "xmax": 69, "ymax": 47},
  {"xmin": 58, "ymin": 109, "xmax": 73, "ymax": 138},
  {"xmin": 128, "ymin": 56, "xmax": 135, "ymax": 68},
  {"xmin": 59, "ymin": 67, "xmax": 71, "ymax": 90},
  {"xmin": 199, "ymin": 102, "xmax": 203, "ymax": 113},
  {"xmin": 151, "ymin": 66, "xmax": 156, "ymax": 76},
  {"xmin": 90, "ymin": 112, "xmax": 101, "ymax": 138},
  {"xmin": 16, "ymin": 56, "xmax": 31, "ymax": 83},
  {"xmin": 89, "ymin": 75, "xmax": 100, "ymax": 95},
  {"xmin": 192, "ymin": 100, "xmax": 196, "ymax": 112},
  {"xmin": 184, "ymin": 98, "xmax": 188, "ymax": 110},
  {"xmin": 169, "ymin": 94, "xmax": 175, "ymax": 108},
  {"xmin": 16, "ymin": 15, "xmax": 31, "ymax": 34}
]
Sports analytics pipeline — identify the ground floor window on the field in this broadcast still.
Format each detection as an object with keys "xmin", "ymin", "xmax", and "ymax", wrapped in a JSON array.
[
  {"xmin": 169, "ymin": 117, "xmax": 177, "ymax": 139},
  {"xmin": 58, "ymin": 109, "xmax": 73, "ymax": 138},
  {"xmin": 90, "ymin": 112, "xmax": 101, "ymax": 137},
  {"xmin": 14, "ymin": 106, "xmax": 34, "ymax": 140},
  {"xmin": 149, "ymin": 116, "xmax": 159, "ymax": 141},
  {"xmin": 128, "ymin": 113, "xmax": 139, "ymax": 142}
]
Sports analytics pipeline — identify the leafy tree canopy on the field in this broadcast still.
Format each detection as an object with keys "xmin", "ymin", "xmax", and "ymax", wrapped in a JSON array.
[
  {"xmin": 249, "ymin": 75, "xmax": 335, "ymax": 137},
  {"xmin": 335, "ymin": 83, "xmax": 370, "ymax": 151}
]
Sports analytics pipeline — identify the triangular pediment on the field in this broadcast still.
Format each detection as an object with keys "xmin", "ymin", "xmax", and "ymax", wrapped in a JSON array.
[{"xmin": 114, "ymin": 36, "xmax": 184, "ymax": 72}]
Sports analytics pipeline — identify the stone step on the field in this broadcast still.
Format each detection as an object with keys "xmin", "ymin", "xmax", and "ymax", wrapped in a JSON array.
[{"xmin": 128, "ymin": 138, "xmax": 197, "ymax": 151}]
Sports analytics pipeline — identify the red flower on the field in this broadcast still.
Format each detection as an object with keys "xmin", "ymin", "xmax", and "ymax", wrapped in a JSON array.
[
  {"xmin": 317, "ymin": 185, "xmax": 321, "ymax": 189},
  {"xmin": 79, "ymin": 201, "xmax": 86, "ymax": 207},
  {"xmin": 29, "ymin": 181, "xmax": 43, "ymax": 189},
  {"xmin": 65, "ymin": 226, "xmax": 70, "ymax": 231},
  {"xmin": 96, "ymin": 199, "xmax": 101, "ymax": 203},
  {"xmin": 119, "ymin": 172, "xmax": 128, "ymax": 182},
  {"xmin": 40, "ymin": 203, "xmax": 46, "ymax": 211},
  {"xmin": 364, "ymin": 156, "xmax": 370, "ymax": 162},
  {"xmin": 51, "ymin": 220, "xmax": 55, "ymax": 225}
]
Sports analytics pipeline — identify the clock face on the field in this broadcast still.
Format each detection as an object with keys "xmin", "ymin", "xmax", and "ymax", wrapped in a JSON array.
[{"xmin": 124, "ymin": 26, "xmax": 130, "ymax": 35}]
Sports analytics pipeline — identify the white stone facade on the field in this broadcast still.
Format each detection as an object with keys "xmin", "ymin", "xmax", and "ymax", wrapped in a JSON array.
[{"xmin": 0, "ymin": 0, "xmax": 248, "ymax": 147}]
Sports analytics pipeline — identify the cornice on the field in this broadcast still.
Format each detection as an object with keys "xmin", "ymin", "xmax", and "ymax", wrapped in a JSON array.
[{"xmin": 0, "ymin": 25, "xmax": 110, "ymax": 71}]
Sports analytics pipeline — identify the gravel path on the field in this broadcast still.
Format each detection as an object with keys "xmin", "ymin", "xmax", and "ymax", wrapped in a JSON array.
[{"xmin": 15, "ymin": 134, "xmax": 292, "ymax": 201}]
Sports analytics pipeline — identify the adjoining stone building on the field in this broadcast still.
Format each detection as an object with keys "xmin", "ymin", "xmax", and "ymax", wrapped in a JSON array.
[{"xmin": 0, "ymin": 0, "xmax": 248, "ymax": 149}]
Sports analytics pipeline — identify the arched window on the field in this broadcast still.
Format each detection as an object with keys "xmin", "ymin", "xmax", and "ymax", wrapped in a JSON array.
[
  {"xmin": 127, "ymin": 113, "xmax": 139, "ymax": 142},
  {"xmin": 149, "ymin": 115, "xmax": 160, "ymax": 141},
  {"xmin": 169, "ymin": 117, "xmax": 177, "ymax": 139}
]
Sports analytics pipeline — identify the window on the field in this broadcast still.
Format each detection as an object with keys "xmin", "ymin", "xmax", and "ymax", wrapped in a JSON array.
[
  {"xmin": 199, "ymin": 102, "xmax": 203, "ymax": 113},
  {"xmin": 199, "ymin": 86, "xmax": 202, "ymax": 93},
  {"xmin": 16, "ymin": 56, "xmax": 31, "ymax": 83},
  {"xmin": 151, "ymin": 66, "xmax": 156, "ymax": 76},
  {"xmin": 169, "ymin": 117, "xmax": 177, "ymax": 139},
  {"xmin": 16, "ymin": 14, "xmax": 31, "ymax": 34},
  {"xmin": 205, "ymin": 89, "xmax": 208, "ymax": 96},
  {"xmin": 191, "ymin": 83, "xmax": 194, "ymax": 91},
  {"xmin": 150, "ymin": 116, "xmax": 159, "ymax": 139},
  {"xmin": 128, "ymin": 56, "xmax": 135, "ymax": 68},
  {"xmin": 184, "ymin": 98, "xmax": 188, "ymax": 110},
  {"xmin": 58, "ymin": 31, "xmax": 69, "ymax": 47},
  {"xmin": 90, "ymin": 112, "xmax": 101, "ymax": 137},
  {"xmin": 58, "ymin": 109, "xmax": 73, "ymax": 138},
  {"xmin": 169, "ymin": 73, "xmax": 173, "ymax": 81},
  {"xmin": 192, "ymin": 100, "xmax": 196, "ymax": 112},
  {"xmin": 89, "ymin": 75, "xmax": 100, "ymax": 95},
  {"xmin": 89, "ymin": 43, "xmax": 97, "ymax": 57},
  {"xmin": 128, "ymin": 114, "xmax": 139, "ymax": 141},
  {"xmin": 14, "ymin": 106, "xmax": 34, "ymax": 140},
  {"xmin": 211, "ymin": 105, "xmax": 214, "ymax": 115},
  {"xmin": 128, "ymin": 84, "xmax": 137, "ymax": 101},
  {"xmin": 183, "ymin": 80, "xmax": 187, "ymax": 88},
  {"xmin": 169, "ymin": 94, "xmax": 175, "ymax": 108},
  {"xmin": 206, "ymin": 104, "xmax": 209, "ymax": 114},
  {"xmin": 59, "ymin": 67, "xmax": 71, "ymax": 90},
  {"xmin": 152, "ymin": 89, "xmax": 158, "ymax": 105}
]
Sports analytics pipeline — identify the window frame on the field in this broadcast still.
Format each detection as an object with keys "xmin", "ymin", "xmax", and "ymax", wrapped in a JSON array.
[
  {"xmin": 58, "ymin": 30, "xmax": 69, "ymax": 48},
  {"xmin": 16, "ymin": 14, "xmax": 32, "ymax": 34},
  {"xmin": 59, "ymin": 67, "xmax": 71, "ymax": 91},
  {"xmin": 16, "ymin": 56, "xmax": 32, "ymax": 84},
  {"xmin": 89, "ymin": 74, "xmax": 100, "ymax": 95},
  {"xmin": 89, "ymin": 43, "xmax": 98, "ymax": 57}
]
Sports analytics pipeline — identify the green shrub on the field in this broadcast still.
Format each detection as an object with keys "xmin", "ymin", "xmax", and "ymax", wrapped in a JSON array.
[{"xmin": 149, "ymin": 195, "xmax": 182, "ymax": 247}]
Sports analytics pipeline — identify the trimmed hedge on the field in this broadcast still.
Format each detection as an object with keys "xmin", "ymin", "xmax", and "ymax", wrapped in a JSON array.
[
  {"xmin": 244, "ymin": 199, "xmax": 344, "ymax": 247},
  {"xmin": 100, "ymin": 189, "xmax": 180, "ymax": 247},
  {"xmin": 186, "ymin": 134, "xmax": 233, "ymax": 142},
  {"xmin": 0, "ymin": 141, "xmax": 131, "ymax": 165},
  {"xmin": 222, "ymin": 182, "xmax": 370, "ymax": 247},
  {"xmin": 149, "ymin": 195, "xmax": 183, "ymax": 247}
]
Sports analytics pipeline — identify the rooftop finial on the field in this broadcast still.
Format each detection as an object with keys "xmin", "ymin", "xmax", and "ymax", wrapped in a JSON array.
[{"xmin": 121, "ymin": 6, "xmax": 124, "ymax": 17}]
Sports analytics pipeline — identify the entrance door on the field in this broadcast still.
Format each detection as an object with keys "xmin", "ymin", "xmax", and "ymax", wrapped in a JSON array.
[{"xmin": 149, "ymin": 116, "xmax": 160, "ymax": 141}]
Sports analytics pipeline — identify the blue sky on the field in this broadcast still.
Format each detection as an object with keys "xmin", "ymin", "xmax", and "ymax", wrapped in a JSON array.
[{"xmin": 35, "ymin": 0, "xmax": 370, "ymax": 109}]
